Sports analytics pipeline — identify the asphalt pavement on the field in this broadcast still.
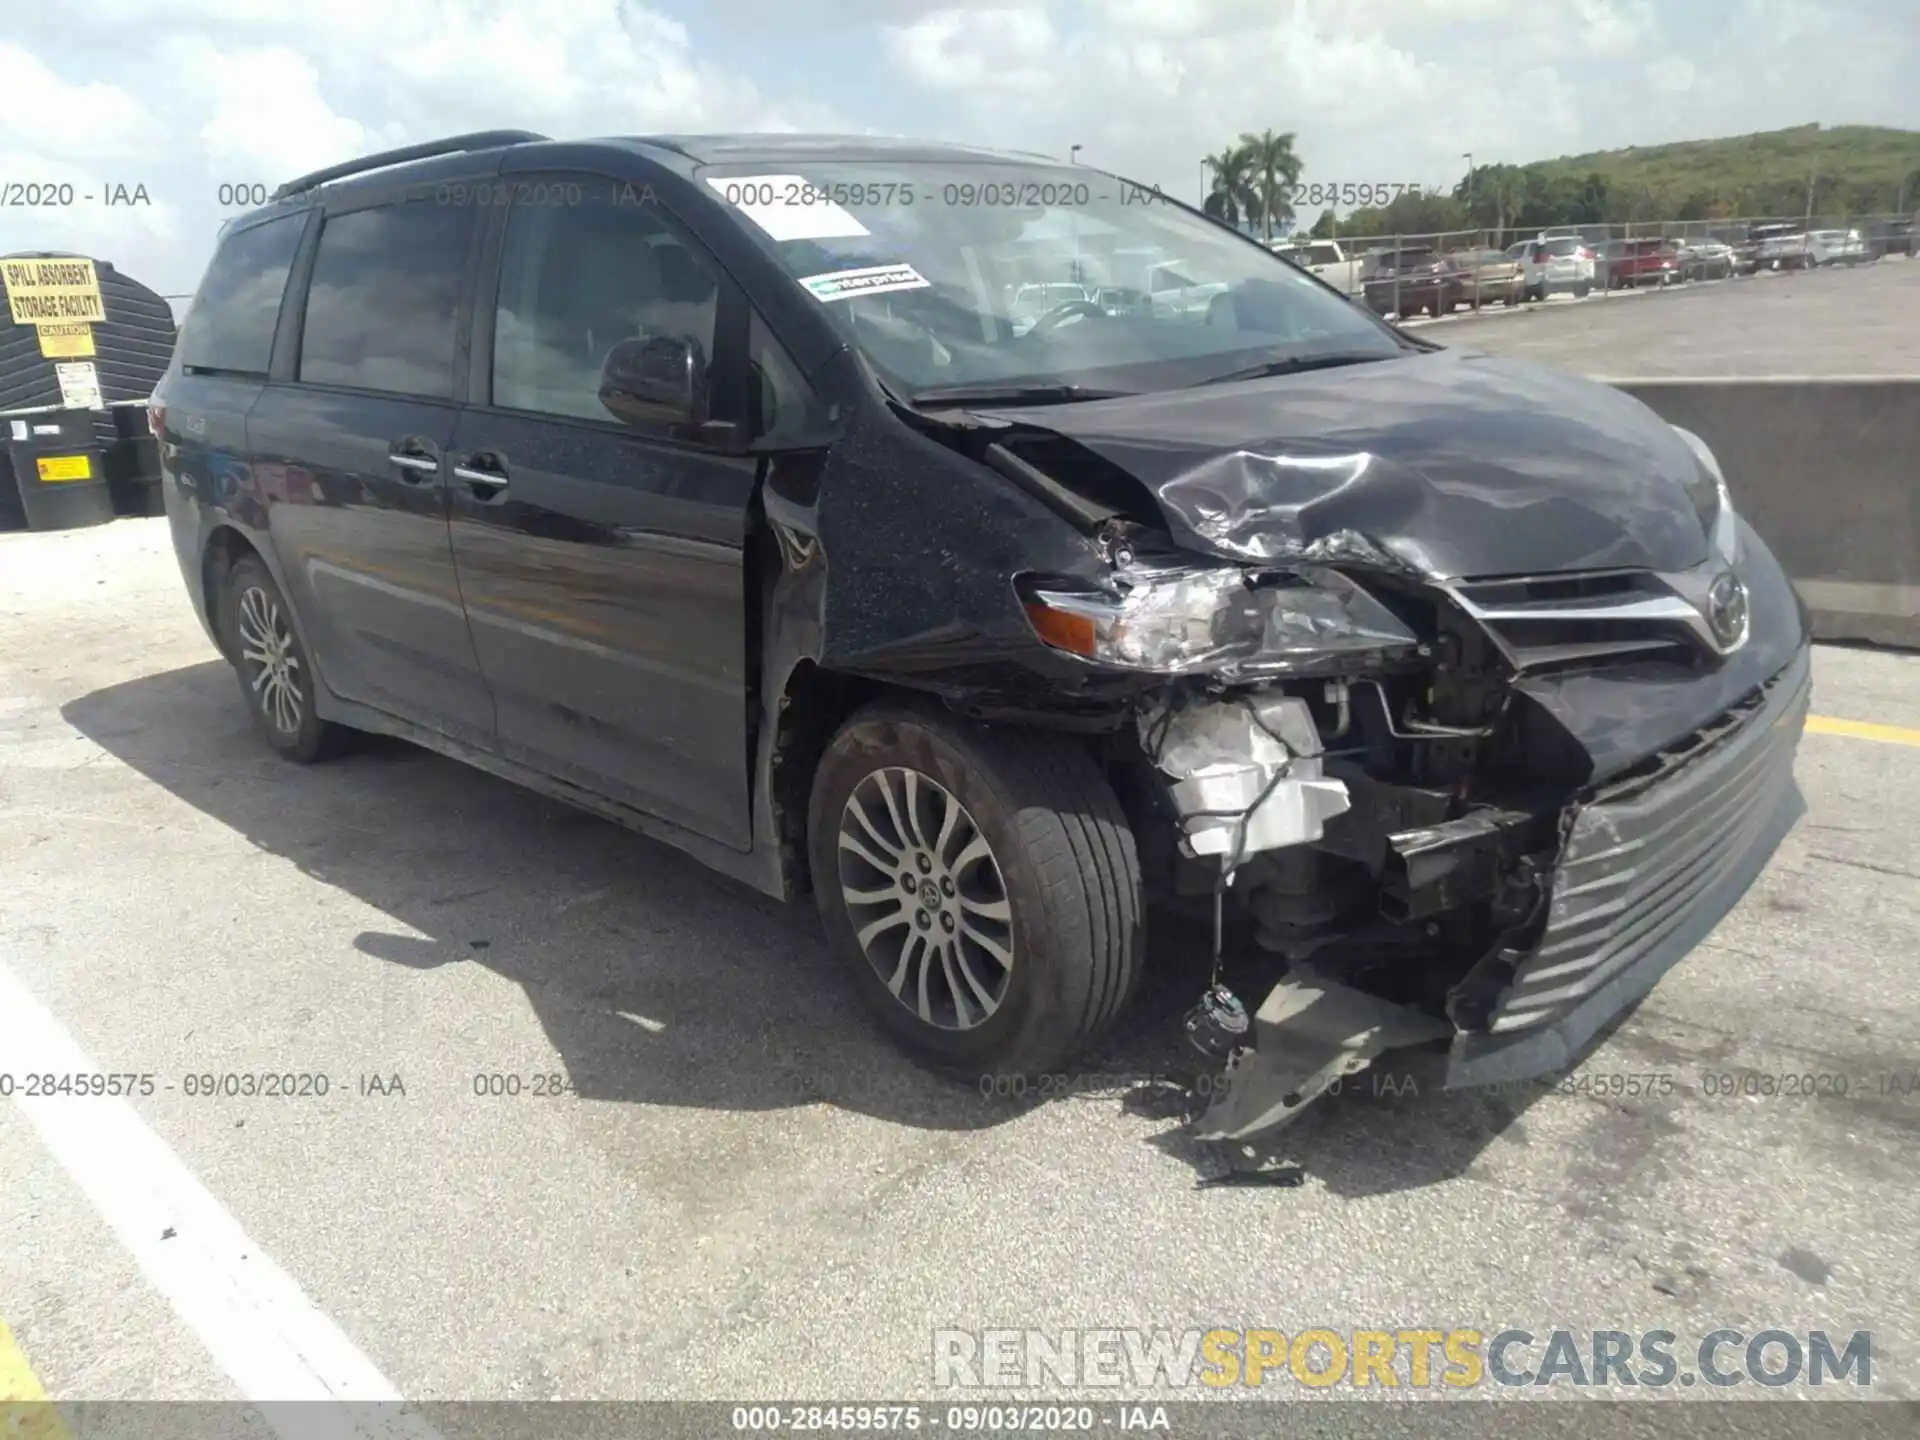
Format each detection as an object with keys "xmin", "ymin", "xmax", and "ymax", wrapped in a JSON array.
[
  {"xmin": 4, "ymin": 266, "xmax": 1920, "ymax": 1424},
  {"xmin": 1398, "ymin": 253, "xmax": 1920, "ymax": 376}
]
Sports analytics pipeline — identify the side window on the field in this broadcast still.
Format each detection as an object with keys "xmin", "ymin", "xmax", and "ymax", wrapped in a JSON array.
[
  {"xmin": 298, "ymin": 200, "xmax": 475, "ymax": 399},
  {"xmin": 749, "ymin": 311, "xmax": 826, "ymax": 445},
  {"xmin": 177, "ymin": 213, "xmax": 305, "ymax": 375},
  {"xmin": 492, "ymin": 178, "xmax": 721, "ymax": 427}
]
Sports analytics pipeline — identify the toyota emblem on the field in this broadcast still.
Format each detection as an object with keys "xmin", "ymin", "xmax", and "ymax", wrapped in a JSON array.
[{"xmin": 1705, "ymin": 571, "xmax": 1749, "ymax": 650}]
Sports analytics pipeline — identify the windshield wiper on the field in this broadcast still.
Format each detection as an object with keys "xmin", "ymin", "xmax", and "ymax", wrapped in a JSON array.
[
  {"xmin": 1186, "ymin": 352, "xmax": 1395, "ymax": 389},
  {"xmin": 909, "ymin": 382, "xmax": 1135, "ymax": 408}
]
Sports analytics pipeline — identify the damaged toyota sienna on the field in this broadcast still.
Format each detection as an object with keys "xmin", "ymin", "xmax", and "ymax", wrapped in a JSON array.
[{"xmin": 154, "ymin": 131, "xmax": 1810, "ymax": 1144}]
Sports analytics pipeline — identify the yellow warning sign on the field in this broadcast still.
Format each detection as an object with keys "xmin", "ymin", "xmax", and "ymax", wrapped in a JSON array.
[
  {"xmin": 2, "ymin": 257, "xmax": 106, "ymax": 326},
  {"xmin": 35, "ymin": 321, "xmax": 95, "ymax": 358},
  {"xmin": 36, "ymin": 454, "xmax": 93, "ymax": 483}
]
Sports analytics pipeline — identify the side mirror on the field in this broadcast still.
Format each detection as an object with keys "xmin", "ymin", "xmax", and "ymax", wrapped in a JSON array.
[{"xmin": 599, "ymin": 334, "xmax": 708, "ymax": 432}]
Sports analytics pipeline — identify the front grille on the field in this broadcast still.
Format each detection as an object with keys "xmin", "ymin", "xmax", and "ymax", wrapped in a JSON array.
[
  {"xmin": 1449, "ymin": 569, "xmax": 1712, "ymax": 674},
  {"xmin": 1487, "ymin": 648, "xmax": 1810, "ymax": 1033}
]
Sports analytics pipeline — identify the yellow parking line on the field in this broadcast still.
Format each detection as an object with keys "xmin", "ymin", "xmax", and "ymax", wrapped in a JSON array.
[
  {"xmin": 1807, "ymin": 715, "xmax": 1920, "ymax": 747},
  {"xmin": 0, "ymin": 1320, "xmax": 73, "ymax": 1440}
]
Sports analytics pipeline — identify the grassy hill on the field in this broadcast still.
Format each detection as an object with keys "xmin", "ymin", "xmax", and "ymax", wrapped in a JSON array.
[
  {"xmin": 1317, "ymin": 123, "xmax": 1920, "ymax": 240},
  {"xmin": 1521, "ymin": 123, "xmax": 1920, "ymax": 218}
]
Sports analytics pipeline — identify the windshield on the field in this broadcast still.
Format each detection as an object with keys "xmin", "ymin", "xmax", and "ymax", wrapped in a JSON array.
[{"xmin": 699, "ymin": 161, "xmax": 1402, "ymax": 396}]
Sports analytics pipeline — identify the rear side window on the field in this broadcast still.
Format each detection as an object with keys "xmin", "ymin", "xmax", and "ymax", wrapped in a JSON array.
[
  {"xmin": 177, "ymin": 214, "xmax": 305, "ymax": 375},
  {"xmin": 298, "ymin": 200, "xmax": 476, "ymax": 399}
]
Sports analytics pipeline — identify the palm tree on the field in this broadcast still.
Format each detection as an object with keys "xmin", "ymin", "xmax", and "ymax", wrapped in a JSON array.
[
  {"xmin": 1202, "ymin": 145, "xmax": 1258, "ymax": 229},
  {"xmin": 1487, "ymin": 166, "xmax": 1528, "ymax": 243},
  {"xmin": 1239, "ymin": 129, "xmax": 1303, "ymax": 242}
]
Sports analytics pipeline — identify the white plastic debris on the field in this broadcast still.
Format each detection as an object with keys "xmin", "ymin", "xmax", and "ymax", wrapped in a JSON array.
[{"xmin": 1140, "ymin": 692, "xmax": 1351, "ymax": 860}]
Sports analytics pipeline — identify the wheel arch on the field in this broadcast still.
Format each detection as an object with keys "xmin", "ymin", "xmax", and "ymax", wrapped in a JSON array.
[
  {"xmin": 765, "ymin": 659, "xmax": 885, "ymax": 901},
  {"xmin": 201, "ymin": 525, "xmax": 263, "ymax": 663}
]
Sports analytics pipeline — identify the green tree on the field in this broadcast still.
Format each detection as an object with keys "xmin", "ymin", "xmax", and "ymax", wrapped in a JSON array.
[
  {"xmin": 1239, "ymin": 128, "xmax": 1304, "ymax": 242},
  {"xmin": 1457, "ymin": 163, "xmax": 1528, "ymax": 239},
  {"xmin": 1201, "ymin": 144, "xmax": 1258, "ymax": 228}
]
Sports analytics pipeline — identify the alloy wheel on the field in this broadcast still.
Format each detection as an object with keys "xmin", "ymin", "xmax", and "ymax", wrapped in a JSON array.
[
  {"xmin": 836, "ymin": 766, "xmax": 1014, "ymax": 1031},
  {"xmin": 236, "ymin": 585, "xmax": 303, "ymax": 735}
]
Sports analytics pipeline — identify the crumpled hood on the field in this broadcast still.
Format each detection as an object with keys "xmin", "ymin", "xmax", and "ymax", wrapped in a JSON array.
[{"xmin": 993, "ymin": 349, "xmax": 1715, "ymax": 580}]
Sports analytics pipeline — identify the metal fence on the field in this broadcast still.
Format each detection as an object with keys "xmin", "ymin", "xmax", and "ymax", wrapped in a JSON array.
[{"xmin": 1297, "ymin": 213, "xmax": 1917, "ymax": 319}]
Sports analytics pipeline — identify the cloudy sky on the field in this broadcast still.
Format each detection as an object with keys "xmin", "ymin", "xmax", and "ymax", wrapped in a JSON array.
[{"xmin": 2, "ymin": 0, "xmax": 1913, "ymax": 300}]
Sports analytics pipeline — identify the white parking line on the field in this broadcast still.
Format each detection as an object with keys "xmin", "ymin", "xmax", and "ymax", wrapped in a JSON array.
[{"xmin": 0, "ymin": 960, "xmax": 444, "ymax": 1440}]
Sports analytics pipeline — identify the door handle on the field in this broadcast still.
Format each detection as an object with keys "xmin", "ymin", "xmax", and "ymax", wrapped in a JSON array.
[
  {"xmin": 390, "ymin": 452, "xmax": 440, "ymax": 482},
  {"xmin": 452, "ymin": 461, "xmax": 509, "ymax": 495}
]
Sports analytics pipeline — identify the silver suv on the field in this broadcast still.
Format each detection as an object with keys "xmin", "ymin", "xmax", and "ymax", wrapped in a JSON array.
[{"xmin": 1509, "ymin": 236, "xmax": 1596, "ymax": 301}]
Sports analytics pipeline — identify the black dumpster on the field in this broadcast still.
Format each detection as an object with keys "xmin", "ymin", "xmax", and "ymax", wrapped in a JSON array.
[
  {"xmin": 0, "ymin": 451, "xmax": 23, "ymax": 531},
  {"xmin": 4, "ymin": 405, "xmax": 115, "ymax": 530},
  {"xmin": 104, "ymin": 399, "xmax": 163, "ymax": 516}
]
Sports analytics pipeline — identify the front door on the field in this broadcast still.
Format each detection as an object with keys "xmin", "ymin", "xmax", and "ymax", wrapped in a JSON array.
[{"xmin": 444, "ymin": 171, "xmax": 759, "ymax": 848}]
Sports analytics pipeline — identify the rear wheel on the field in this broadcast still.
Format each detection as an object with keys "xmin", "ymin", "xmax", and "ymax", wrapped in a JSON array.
[
  {"xmin": 221, "ymin": 556, "xmax": 350, "ymax": 763},
  {"xmin": 808, "ymin": 702, "xmax": 1144, "ymax": 1079}
]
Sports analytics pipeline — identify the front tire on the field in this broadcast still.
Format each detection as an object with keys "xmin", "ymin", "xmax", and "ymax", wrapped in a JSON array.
[
  {"xmin": 221, "ymin": 556, "xmax": 349, "ymax": 763},
  {"xmin": 808, "ymin": 702, "xmax": 1144, "ymax": 1079}
]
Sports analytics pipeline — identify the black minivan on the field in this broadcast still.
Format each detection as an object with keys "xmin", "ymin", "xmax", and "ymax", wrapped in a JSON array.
[{"xmin": 155, "ymin": 130, "xmax": 1810, "ymax": 1142}]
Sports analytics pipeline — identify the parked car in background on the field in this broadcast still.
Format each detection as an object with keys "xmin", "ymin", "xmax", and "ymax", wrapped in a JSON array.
[
  {"xmin": 1742, "ymin": 224, "xmax": 1811, "ymax": 273},
  {"xmin": 1864, "ymin": 217, "xmax": 1914, "ymax": 259},
  {"xmin": 1143, "ymin": 259, "xmax": 1229, "ymax": 319},
  {"xmin": 1271, "ymin": 239, "xmax": 1365, "ymax": 296},
  {"xmin": 1361, "ymin": 249, "xmax": 1465, "ymax": 317},
  {"xmin": 1092, "ymin": 285, "xmax": 1151, "ymax": 317},
  {"xmin": 1805, "ymin": 229, "xmax": 1868, "ymax": 266},
  {"xmin": 1676, "ymin": 240, "xmax": 1736, "ymax": 281},
  {"xmin": 1513, "ymin": 235, "xmax": 1596, "ymax": 300},
  {"xmin": 1602, "ymin": 237, "xmax": 1682, "ymax": 288},
  {"xmin": 1455, "ymin": 248, "xmax": 1525, "ymax": 308},
  {"xmin": 1010, "ymin": 281, "xmax": 1093, "ymax": 333}
]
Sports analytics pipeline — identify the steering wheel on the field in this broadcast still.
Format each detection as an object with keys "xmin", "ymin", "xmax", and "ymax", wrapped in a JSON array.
[{"xmin": 1027, "ymin": 299, "xmax": 1109, "ymax": 335}]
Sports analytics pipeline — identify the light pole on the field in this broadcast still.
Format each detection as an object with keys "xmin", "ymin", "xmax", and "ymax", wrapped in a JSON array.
[
  {"xmin": 1463, "ymin": 152, "xmax": 1474, "ymax": 207},
  {"xmin": 1069, "ymin": 144, "xmax": 1082, "ymax": 165}
]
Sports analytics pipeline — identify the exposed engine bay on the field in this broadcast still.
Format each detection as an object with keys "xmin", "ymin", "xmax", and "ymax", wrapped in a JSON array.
[{"xmin": 1108, "ymin": 566, "xmax": 1578, "ymax": 1145}]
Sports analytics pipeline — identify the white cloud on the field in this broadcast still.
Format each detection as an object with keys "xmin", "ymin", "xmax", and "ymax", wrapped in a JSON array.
[
  {"xmin": 0, "ymin": 43, "xmax": 154, "ymax": 161},
  {"xmin": 876, "ymin": 0, "xmax": 1913, "ymax": 206},
  {"xmin": 155, "ymin": 40, "xmax": 371, "ymax": 180},
  {"xmin": 0, "ymin": 0, "xmax": 1910, "ymax": 296},
  {"xmin": 0, "ymin": 0, "xmax": 843, "ymax": 293},
  {"xmin": 888, "ymin": 8, "xmax": 1064, "ymax": 97}
]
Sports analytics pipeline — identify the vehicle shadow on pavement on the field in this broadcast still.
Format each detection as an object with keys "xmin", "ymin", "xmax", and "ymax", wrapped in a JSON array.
[
  {"xmin": 64, "ymin": 660, "xmax": 1537, "ymax": 1189},
  {"xmin": 64, "ymin": 662, "xmax": 1006, "ymax": 1135}
]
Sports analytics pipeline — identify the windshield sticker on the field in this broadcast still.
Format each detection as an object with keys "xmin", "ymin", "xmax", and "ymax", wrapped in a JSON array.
[
  {"xmin": 796, "ymin": 263, "xmax": 932, "ymax": 302},
  {"xmin": 706, "ymin": 174, "xmax": 872, "ymax": 242}
]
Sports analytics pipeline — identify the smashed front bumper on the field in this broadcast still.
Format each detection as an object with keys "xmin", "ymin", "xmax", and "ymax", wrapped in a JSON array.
[
  {"xmin": 1194, "ymin": 643, "xmax": 1811, "ymax": 1143},
  {"xmin": 1447, "ymin": 643, "xmax": 1810, "ymax": 1088}
]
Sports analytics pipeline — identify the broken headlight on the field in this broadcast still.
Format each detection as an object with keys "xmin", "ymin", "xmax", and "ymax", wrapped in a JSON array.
[
  {"xmin": 1670, "ymin": 425, "xmax": 1740, "ymax": 564},
  {"xmin": 1020, "ymin": 563, "xmax": 1419, "ymax": 678}
]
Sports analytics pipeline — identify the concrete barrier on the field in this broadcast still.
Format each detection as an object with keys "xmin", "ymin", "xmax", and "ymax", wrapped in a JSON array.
[{"xmin": 1597, "ymin": 376, "xmax": 1920, "ymax": 649}]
